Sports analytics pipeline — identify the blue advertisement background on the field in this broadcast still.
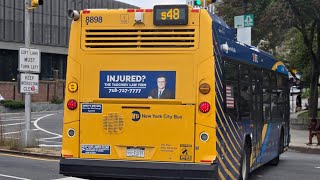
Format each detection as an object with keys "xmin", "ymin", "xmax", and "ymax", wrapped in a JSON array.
[{"xmin": 99, "ymin": 71, "xmax": 176, "ymax": 99}]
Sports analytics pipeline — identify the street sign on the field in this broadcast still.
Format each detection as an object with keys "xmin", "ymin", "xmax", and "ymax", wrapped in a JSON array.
[
  {"xmin": 234, "ymin": 14, "xmax": 254, "ymax": 28},
  {"xmin": 19, "ymin": 47, "xmax": 41, "ymax": 73},
  {"xmin": 20, "ymin": 73, "xmax": 39, "ymax": 94}
]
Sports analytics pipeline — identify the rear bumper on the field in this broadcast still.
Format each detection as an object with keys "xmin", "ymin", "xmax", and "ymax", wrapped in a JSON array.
[{"xmin": 60, "ymin": 158, "xmax": 218, "ymax": 180}]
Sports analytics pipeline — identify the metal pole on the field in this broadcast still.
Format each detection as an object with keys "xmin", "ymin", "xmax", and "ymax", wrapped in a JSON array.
[
  {"xmin": 24, "ymin": 0, "xmax": 31, "ymax": 147},
  {"xmin": 243, "ymin": 0, "xmax": 248, "ymax": 14}
]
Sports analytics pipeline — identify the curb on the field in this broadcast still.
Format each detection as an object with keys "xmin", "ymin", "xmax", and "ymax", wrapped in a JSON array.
[
  {"xmin": 0, "ymin": 148, "xmax": 60, "ymax": 160},
  {"xmin": 288, "ymin": 146, "xmax": 320, "ymax": 154}
]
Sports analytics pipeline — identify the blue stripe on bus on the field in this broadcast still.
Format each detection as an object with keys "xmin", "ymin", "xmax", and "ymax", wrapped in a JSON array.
[{"xmin": 260, "ymin": 124, "xmax": 272, "ymax": 162}]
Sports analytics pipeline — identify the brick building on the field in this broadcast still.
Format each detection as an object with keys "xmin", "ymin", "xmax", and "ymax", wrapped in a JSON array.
[{"xmin": 0, "ymin": 0, "xmax": 137, "ymax": 102}]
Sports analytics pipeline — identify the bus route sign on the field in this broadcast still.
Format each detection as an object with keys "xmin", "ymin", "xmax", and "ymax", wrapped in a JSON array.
[{"xmin": 234, "ymin": 14, "xmax": 254, "ymax": 28}]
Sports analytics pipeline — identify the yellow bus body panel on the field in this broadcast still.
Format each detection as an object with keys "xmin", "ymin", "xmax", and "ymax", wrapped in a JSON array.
[{"xmin": 62, "ymin": 8, "xmax": 218, "ymax": 164}]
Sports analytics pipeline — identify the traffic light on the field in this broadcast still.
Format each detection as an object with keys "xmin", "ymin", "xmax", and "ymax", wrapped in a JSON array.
[
  {"xmin": 195, "ymin": 0, "xmax": 202, "ymax": 6},
  {"xmin": 31, "ymin": 0, "xmax": 43, "ymax": 8}
]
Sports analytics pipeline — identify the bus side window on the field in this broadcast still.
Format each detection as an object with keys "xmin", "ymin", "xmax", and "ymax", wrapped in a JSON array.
[
  {"xmin": 239, "ymin": 65, "xmax": 252, "ymax": 120},
  {"xmin": 263, "ymin": 71, "xmax": 271, "ymax": 122},
  {"xmin": 277, "ymin": 75, "xmax": 288, "ymax": 120},
  {"xmin": 224, "ymin": 60, "xmax": 239, "ymax": 121},
  {"xmin": 270, "ymin": 73, "xmax": 280, "ymax": 120}
]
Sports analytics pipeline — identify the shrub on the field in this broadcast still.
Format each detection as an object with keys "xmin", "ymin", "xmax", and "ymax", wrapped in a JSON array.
[
  {"xmin": 301, "ymin": 88, "xmax": 320, "ymax": 98},
  {"xmin": 0, "ymin": 100, "xmax": 25, "ymax": 109},
  {"xmin": 50, "ymin": 96, "xmax": 64, "ymax": 104}
]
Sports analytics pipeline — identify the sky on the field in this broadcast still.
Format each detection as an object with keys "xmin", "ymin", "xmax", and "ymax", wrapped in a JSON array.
[{"xmin": 117, "ymin": 0, "xmax": 188, "ymax": 8}]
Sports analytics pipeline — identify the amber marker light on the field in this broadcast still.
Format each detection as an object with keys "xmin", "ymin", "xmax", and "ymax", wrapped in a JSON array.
[
  {"xmin": 68, "ymin": 82, "xmax": 78, "ymax": 92},
  {"xmin": 199, "ymin": 83, "xmax": 211, "ymax": 94}
]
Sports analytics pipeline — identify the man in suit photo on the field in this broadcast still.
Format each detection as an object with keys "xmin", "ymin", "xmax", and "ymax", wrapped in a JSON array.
[{"xmin": 148, "ymin": 76, "xmax": 174, "ymax": 99}]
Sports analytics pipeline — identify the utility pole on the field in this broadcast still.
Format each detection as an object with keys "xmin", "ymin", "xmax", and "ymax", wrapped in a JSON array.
[{"xmin": 24, "ymin": 0, "xmax": 32, "ymax": 147}]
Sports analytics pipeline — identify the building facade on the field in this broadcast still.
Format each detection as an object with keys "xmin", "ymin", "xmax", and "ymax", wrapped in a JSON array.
[
  {"xmin": 0, "ymin": 0, "xmax": 137, "ymax": 101},
  {"xmin": 0, "ymin": 0, "xmax": 137, "ymax": 81}
]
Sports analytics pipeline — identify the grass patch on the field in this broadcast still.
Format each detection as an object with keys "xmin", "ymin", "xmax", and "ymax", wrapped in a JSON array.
[
  {"xmin": 297, "ymin": 110, "xmax": 320, "ymax": 119},
  {"xmin": 50, "ymin": 96, "xmax": 64, "ymax": 104},
  {"xmin": 301, "ymin": 88, "xmax": 320, "ymax": 98},
  {"xmin": 0, "ymin": 100, "xmax": 25, "ymax": 109},
  {"xmin": 0, "ymin": 138, "xmax": 25, "ymax": 151}
]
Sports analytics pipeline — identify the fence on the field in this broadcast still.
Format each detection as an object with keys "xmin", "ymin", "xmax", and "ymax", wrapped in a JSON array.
[{"xmin": 0, "ymin": 80, "xmax": 65, "ymax": 102}]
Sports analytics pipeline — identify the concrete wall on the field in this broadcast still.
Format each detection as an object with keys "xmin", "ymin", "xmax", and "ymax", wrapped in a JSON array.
[{"xmin": 0, "ymin": 80, "xmax": 65, "ymax": 102}]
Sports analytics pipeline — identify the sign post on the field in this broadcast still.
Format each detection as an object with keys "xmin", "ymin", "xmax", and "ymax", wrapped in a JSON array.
[{"xmin": 19, "ymin": 0, "xmax": 41, "ymax": 147}]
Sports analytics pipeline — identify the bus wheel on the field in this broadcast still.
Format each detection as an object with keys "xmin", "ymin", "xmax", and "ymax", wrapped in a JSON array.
[
  {"xmin": 240, "ymin": 140, "xmax": 250, "ymax": 180},
  {"xmin": 268, "ymin": 131, "xmax": 283, "ymax": 166}
]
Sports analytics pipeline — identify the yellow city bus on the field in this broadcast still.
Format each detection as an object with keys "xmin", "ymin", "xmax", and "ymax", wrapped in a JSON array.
[{"xmin": 60, "ymin": 4, "xmax": 290, "ymax": 180}]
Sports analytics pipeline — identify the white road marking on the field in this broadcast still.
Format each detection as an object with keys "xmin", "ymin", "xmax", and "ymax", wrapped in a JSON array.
[
  {"xmin": 0, "ymin": 173, "xmax": 31, "ymax": 180},
  {"xmin": 0, "ymin": 122, "xmax": 24, "ymax": 127},
  {"xmin": 0, "ymin": 119, "xmax": 24, "ymax": 122},
  {"xmin": 2, "ymin": 129, "xmax": 39, "ymax": 135},
  {"xmin": 33, "ymin": 114, "xmax": 61, "ymax": 137},
  {"xmin": 315, "ymin": 167, "xmax": 320, "ymax": 169},
  {"xmin": 0, "ymin": 121, "xmax": 35, "ymax": 127},
  {"xmin": 37, "ymin": 139, "xmax": 62, "ymax": 143},
  {"xmin": 53, "ymin": 177, "xmax": 86, "ymax": 180},
  {"xmin": 39, "ymin": 136, "xmax": 62, "ymax": 140},
  {"xmin": 38, "ymin": 144, "xmax": 62, "ymax": 147},
  {"xmin": 1, "ymin": 137, "xmax": 20, "ymax": 140}
]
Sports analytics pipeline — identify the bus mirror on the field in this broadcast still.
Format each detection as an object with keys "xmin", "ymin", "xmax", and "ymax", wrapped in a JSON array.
[{"xmin": 68, "ymin": 10, "xmax": 80, "ymax": 21}]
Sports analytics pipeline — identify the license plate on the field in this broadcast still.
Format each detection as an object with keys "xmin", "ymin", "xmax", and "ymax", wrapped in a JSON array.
[{"xmin": 126, "ymin": 148, "xmax": 145, "ymax": 158}]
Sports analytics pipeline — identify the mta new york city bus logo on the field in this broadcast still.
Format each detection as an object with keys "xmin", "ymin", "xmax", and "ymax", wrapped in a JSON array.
[{"xmin": 132, "ymin": 111, "xmax": 141, "ymax": 121}]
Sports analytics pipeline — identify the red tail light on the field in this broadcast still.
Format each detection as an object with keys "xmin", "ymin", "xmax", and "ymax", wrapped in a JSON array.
[
  {"xmin": 67, "ymin": 99, "xmax": 77, "ymax": 110},
  {"xmin": 83, "ymin": 9, "xmax": 90, "ymax": 14},
  {"xmin": 127, "ymin": 9, "xmax": 135, "ymax": 12},
  {"xmin": 191, "ymin": 9, "xmax": 200, "ymax": 13},
  {"xmin": 199, "ymin": 102, "xmax": 210, "ymax": 113}
]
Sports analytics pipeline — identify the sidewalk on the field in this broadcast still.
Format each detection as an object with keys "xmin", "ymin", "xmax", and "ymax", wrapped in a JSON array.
[
  {"xmin": 289, "ymin": 110, "xmax": 320, "ymax": 154},
  {"xmin": 289, "ymin": 129, "xmax": 320, "ymax": 154}
]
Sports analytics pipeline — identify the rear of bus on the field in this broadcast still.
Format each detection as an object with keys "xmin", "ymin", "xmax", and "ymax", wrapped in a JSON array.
[{"xmin": 60, "ymin": 5, "xmax": 218, "ymax": 179}]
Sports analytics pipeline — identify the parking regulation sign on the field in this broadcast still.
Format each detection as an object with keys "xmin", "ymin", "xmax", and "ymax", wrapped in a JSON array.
[
  {"xmin": 19, "ymin": 47, "xmax": 41, "ymax": 73},
  {"xmin": 20, "ymin": 73, "xmax": 39, "ymax": 94}
]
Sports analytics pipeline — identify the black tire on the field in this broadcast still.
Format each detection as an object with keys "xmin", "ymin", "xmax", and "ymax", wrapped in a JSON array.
[
  {"xmin": 268, "ymin": 131, "xmax": 283, "ymax": 166},
  {"xmin": 239, "ymin": 140, "xmax": 250, "ymax": 180}
]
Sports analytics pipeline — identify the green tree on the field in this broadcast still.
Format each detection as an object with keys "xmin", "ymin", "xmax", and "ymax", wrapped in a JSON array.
[
  {"xmin": 283, "ymin": 0, "xmax": 320, "ymax": 118},
  {"xmin": 283, "ymin": 28, "xmax": 312, "ymax": 85},
  {"xmin": 218, "ymin": 0, "xmax": 320, "ymax": 118}
]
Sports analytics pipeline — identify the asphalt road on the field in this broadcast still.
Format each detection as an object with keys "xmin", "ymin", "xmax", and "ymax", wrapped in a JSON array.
[
  {"xmin": 0, "ymin": 151, "xmax": 319, "ymax": 180},
  {"xmin": 0, "ymin": 111, "xmax": 63, "ymax": 147}
]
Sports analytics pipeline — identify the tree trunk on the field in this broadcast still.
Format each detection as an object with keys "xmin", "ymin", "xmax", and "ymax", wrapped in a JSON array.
[{"xmin": 309, "ymin": 65, "xmax": 319, "ymax": 119}]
